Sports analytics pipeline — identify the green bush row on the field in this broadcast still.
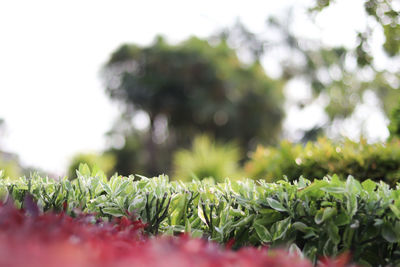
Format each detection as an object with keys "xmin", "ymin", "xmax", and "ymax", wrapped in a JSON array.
[
  {"xmin": 245, "ymin": 137, "xmax": 400, "ymax": 185},
  {"xmin": 1, "ymin": 167, "xmax": 400, "ymax": 266}
]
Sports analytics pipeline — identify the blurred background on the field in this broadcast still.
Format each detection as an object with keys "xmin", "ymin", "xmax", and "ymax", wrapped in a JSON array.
[{"xmin": 0, "ymin": 0, "xmax": 399, "ymax": 181}]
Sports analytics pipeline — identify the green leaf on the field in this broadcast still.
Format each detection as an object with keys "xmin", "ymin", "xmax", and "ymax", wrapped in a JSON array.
[
  {"xmin": 197, "ymin": 202, "xmax": 207, "ymax": 225},
  {"xmin": 78, "ymin": 163, "xmax": 91, "ymax": 177},
  {"xmin": 327, "ymin": 221, "xmax": 340, "ymax": 245},
  {"xmin": 253, "ymin": 222, "xmax": 272, "ymax": 243},
  {"xmin": 315, "ymin": 209, "xmax": 324, "ymax": 224},
  {"xmin": 128, "ymin": 195, "xmax": 146, "ymax": 213},
  {"xmin": 346, "ymin": 195, "xmax": 358, "ymax": 218},
  {"xmin": 229, "ymin": 207, "xmax": 245, "ymax": 217},
  {"xmin": 113, "ymin": 180, "xmax": 129, "ymax": 197},
  {"xmin": 362, "ymin": 179, "xmax": 377, "ymax": 193},
  {"xmin": 292, "ymin": 221, "xmax": 309, "ymax": 232},
  {"xmin": 266, "ymin": 198, "xmax": 286, "ymax": 212},
  {"xmin": 321, "ymin": 186, "xmax": 346, "ymax": 194},
  {"xmin": 100, "ymin": 181, "xmax": 112, "ymax": 196},
  {"xmin": 315, "ymin": 207, "xmax": 337, "ymax": 225},
  {"xmin": 334, "ymin": 213, "xmax": 350, "ymax": 226},
  {"xmin": 185, "ymin": 217, "xmax": 191, "ymax": 233},
  {"xmin": 102, "ymin": 207, "xmax": 125, "ymax": 217},
  {"xmin": 390, "ymin": 204, "xmax": 400, "ymax": 220},
  {"xmin": 382, "ymin": 222, "xmax": 399, "ymax": 243},
  {"xmin": 232, "ymin": 214, "xmax": 255, "ymax": 228},
  {"xmin": 323, "ymin": 207, "xmax": 337, "ymax": 221},
  {"xmin": 271, "ymin": 217, "xmax": 291, "ymax": 240}
]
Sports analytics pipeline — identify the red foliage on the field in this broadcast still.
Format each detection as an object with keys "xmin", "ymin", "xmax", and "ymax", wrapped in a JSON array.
[{"xmin": 0, "ymin": 201, "xmax": 355, "ymax": 267}]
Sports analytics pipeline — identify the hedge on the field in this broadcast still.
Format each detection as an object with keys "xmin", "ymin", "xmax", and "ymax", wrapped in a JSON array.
[
  {"xmin": 244, "ymin": 137, "xmax": 400, "ymax": 185},
  {"xmin": 1, "ymin": 200, "xmax": 346, "ymax": 267},
  {"xmin": 1, "ymin": 167, "xmax": 400, "ymax": 266}
]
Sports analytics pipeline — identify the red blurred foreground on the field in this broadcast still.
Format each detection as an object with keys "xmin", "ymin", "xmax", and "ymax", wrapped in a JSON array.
[{"xmin": 0, "ymin": 200, "xmax": 355, "ymax": 267}]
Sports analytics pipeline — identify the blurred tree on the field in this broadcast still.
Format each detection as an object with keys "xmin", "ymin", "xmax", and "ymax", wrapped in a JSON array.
[
  {"xmin": 312, "ymin": 0, "xmax": 400, "ymax": 58},
  {"xmin": 102, "ymin": 36, "xmax": 284, "ymax": 176},
  {"xmin": 306, "ymin": 0, "xmax": 400, "ymax": 124},
  {"xmin": 389, "ymin": 99, "xmax": 400, "ymax": 139},
  {"xmin": 213, "ymin": 2, "xmax": 399, "ymax": 141},
  {"xmin": 240, "ymin": 5, "xmax": 400, "ymax": 141}
]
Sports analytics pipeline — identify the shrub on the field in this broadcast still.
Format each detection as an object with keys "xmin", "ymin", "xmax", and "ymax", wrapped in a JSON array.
[
  {"xmin": 244, "ymin": 137, "xmax": 400, "ymax": 185},
  {"xmin": 0, "ymin": 199, "xmax": 353, "ymax": 267},
  {"xmin": 67, "ymin": 152, "xmax": 116, "ymax": 179},
  {"xmin": 172, "ymin": 135, "xmax": 242, "ymax": 182},
  {"xmin": 1, "ymin": 170, "xmax": 399, "ymax": 265},
  {"xmin": 0, "ymin": 151, "xmax": 22, "ymax": 179}
]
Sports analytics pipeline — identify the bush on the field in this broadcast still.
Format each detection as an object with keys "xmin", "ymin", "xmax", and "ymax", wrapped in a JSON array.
[
  {"xmin": 172, "ymin": 135, "xmax": 242, "ymax": 182},
  {"xmin": 0, "ymin": 199, "xmax": 355, "ymax": 267},
  {"xmin": 0, "ymin": 152, "xmax": 22, "ymax": 179},
  {"xmin": 67, "ymin": 152, "xmax": 116, "ymax": 179},
  {"xmin": 244, "ymin": 137, "xmax": 400, "ymax": 185},
  {"xmin": 1, "ymin": 170, "xmax": 399, "ymax": 265}
]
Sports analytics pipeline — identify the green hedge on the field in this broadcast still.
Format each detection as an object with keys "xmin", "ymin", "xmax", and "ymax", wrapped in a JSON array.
[
  {"xmin": 1, "ymin": 167, "xmax": 400, "ymax": 266},
  {"xmin": 244, "ymin": 137, "xmax": 400, "ymax": 185}
]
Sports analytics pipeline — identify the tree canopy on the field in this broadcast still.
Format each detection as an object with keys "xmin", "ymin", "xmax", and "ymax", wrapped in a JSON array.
[
  {"xmin": 222, "ymin": 1, "xmax": 400, "ymax": 141},
  {"xmin": 102, "ymin": 36, "xmax": 284, "ymax": 176}
]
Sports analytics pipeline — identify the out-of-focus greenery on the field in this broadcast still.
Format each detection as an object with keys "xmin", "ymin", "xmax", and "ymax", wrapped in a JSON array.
[
  {"xmin": 312, "ymin": 0, "xmax": 400, "ymax": 58},
  {"xmin": 0, "ymin": 156, "xmax": 22, "ymax": 179},
  {"xmin": 214, "ymin": 7, "xmax": 399, "ymax": 141},
  {"xmin": 172, "ymin": 135, "xmax": 242, "ymax": 182},
  {"xmin": 261, "ymin": 16, "xmax": 400, "ymax": 136},
  {"xmin": 102, "ymin": 35, "xmax": 284, "ymax": 176},
  {"xmin": 105, "ymin": 131, "xmax": 150, "ymax": 177},
  {"xmin": 67, "ymin": 152, "xmax": 116, "ymax": 179},
  {"xmin": 244, "ymin": 137, "xmax": 400, "ymax": 186},
  {"xmin": 389, "ymin": 99, "xmax": 400, "ymax": 139}
]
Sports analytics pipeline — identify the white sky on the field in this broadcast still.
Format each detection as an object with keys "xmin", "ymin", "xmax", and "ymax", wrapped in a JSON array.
[{"xmin": 0, "ymin": 0, "xmax": 387, "ymax": 176}]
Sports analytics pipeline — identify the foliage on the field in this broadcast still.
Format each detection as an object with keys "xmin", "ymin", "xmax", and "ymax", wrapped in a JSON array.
[
  {"xmin": 312, "ymin": 0, "xmax": 400, "ymax": 58},
  {"xmin": 1, "ymin": 168, "xmax": 400, "ymax": 265},
  {"xmin": 262, "ymin": 16, "xmax": 400, "ymax": 131},
  {"xmin": 303, "ymin": 0, "xmax": 400, "ymax": 138},
  {"xmin": 0, "ymin": 200, "xmax": 354, "ymax": 267},
  {"xmin": 172, "ymin": 135, "xmax": 242, "ymax": 182},
  {"xmin": 245, "ymin": 137, "xmax": 400, "ymax": 185},
  {"xmin": 222, "ymin": 5, "xmax": 399, "ymax": 140},
  {"xmin": 0, "ymin": 153, "xmax": 22, "ymax": 179},
  {"xmin": 67, "ymin": 152, "xmax": 116, "ymax": 179},
  {"xmin": 389, "ymin": 99, "xmax": 400, "ymax": 139},
  {"xmin": 102, "ymin": 35, "xmax": 284, "ymax": 176}
]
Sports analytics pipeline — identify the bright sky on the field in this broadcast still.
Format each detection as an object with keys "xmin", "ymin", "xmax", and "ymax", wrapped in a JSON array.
[{"xmin": 0, "ymin": 0, "xmax": 387, "ymax": 176}]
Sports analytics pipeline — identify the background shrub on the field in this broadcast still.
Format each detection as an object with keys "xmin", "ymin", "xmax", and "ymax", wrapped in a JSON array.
[
  {"xmin": 244, "ymin": 137, "xmax": 400, "ymax": 185},
  {"xmin": 172, "ymin": 135, "xmax": 242, "ymax": 182},
  {"xmin": 67, "ymin": 152, "xmax": 116, "ymax": 179}
]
